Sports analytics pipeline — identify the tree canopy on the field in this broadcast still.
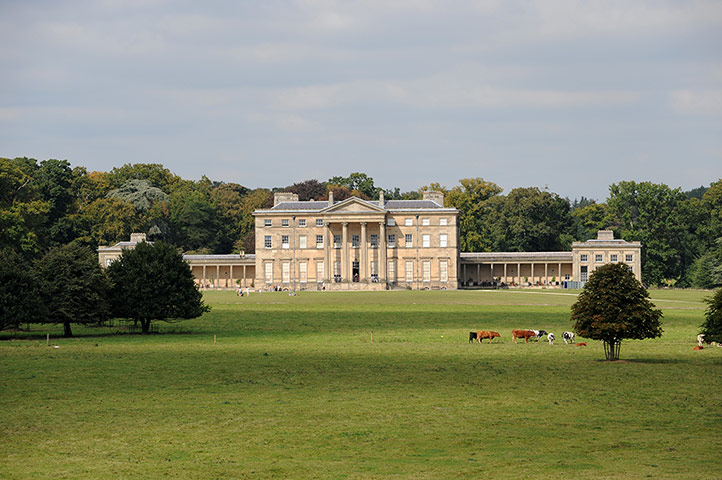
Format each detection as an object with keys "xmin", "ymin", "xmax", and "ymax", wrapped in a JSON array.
[
  {"xmin": 700, "ymin": 287, "xmax": 722, "ymax": 344},
  {"xmin": 107, "ymin": 241, "xmax": 209, "ymax": 334},
  {"xmin": 0, "ymin": 248, "xmax": 46, "ymax": 331},
  {"xmin": 571, "ymin": 262, "xmax": 663, "ymax": 360}
]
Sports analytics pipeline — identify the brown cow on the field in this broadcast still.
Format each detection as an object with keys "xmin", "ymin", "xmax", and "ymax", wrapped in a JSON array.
[
  {"xmin": 575, "ymin": 342, "xmax": 588, "ymax": 347},
  {"xmin": 477, "ymin": 331, "xmax": 501, "ymax": 343},
  {"xmin": 693, "ymin": 345, "xmax": 704, "ymax": 351},
  {"xmin": 512, "ymin": 329, "xmax": 536, "ymax": 344}
]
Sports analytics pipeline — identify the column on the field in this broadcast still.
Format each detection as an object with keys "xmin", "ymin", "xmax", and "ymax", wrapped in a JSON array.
[
  {"xmin": 531, "ymin": 264, "xmax": 535, "ymax": 285},
  {"xmin": 517, "ymin": 263, "xmax": 521, "ymax": 286},
  {"xmin": 544, "ymin": 263, "xmax": 548, "ymax": 285},
  {"xmin": 230, "ymin": 265, "xmax": 234, "ymax": 288},
  {"xmin": 360, "ymin": 222, "xmax": 368, "ymax": 282},
  {"xmin": 243, "ymin": 265, "xmax": 247, "ymax": 287},
  {"xmin": 379, "ymin": 221, "xmax": 387, "ymax": 283},
  {"xmin": 476, "ymin": 264, "xmax": 480, "ymax": 284},
  {"xmin": 558, "ymin": 262, "xmax": 562, "ymax": 284},
  {"xmin": 202, "ymin": 265, "xmax": 206, "ymax": 289},
  {"xmin": 490, "ymin": 264, "xmax": 494, "ymax": 283},
  {"xmin": 503, "ymin": 264, "xmax": 507, "ymax": 284},
  {"xmin": 463, "ymin": 264, "xmax": 467, "ymax": 284},
  {"xmin": 325, "ymin": 223, "xmax": 332, "ymax": 283},
  {"xmin": 216, "ymin": 265, "xmax": 220, "ymax": 288},
  {"xmin": 342, "ymin": 222, "xmax": 349, "ymax": 282}
]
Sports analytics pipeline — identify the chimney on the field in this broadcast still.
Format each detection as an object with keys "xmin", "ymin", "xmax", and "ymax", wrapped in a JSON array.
[
  {"xmin": 597, "ymin": 230, "xmax": 614, "ymax": 241},
  {"xmin": 379, "ymin": 190, "xmax": 385, "ymax": 207},
  {"xmin": 422, "ymin": 191, "xmax": 444, "ymax": 207},
  {"xmin": 273, "ymin": 192, "xmax": 299, "ymax": 206},
  {"xmin": 328, "ymin": 190, "xmax": 334, "ymax": 207},
  {"xmin": 130, "ymin": 233, "xmax": 147, "ymax": 243}
]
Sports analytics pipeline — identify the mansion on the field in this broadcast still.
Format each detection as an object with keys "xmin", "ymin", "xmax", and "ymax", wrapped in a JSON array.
[{"xmin": 98, "ymin": 191, "xmax": 642, "ymax": 291}]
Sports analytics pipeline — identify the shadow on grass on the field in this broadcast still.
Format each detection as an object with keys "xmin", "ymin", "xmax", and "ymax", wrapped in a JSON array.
[{"xmin": 0, "ymin": 328, "xmax": 195, "ymax": 341}]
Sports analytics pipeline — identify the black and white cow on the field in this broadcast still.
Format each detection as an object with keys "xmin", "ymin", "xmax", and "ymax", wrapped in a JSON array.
[
  {"xmin": 547, "ymin": 332, "xmax": 555, "ymax": 345},
  {"xmin": 562, "ymin": 331, "xmax": 575, "ymax": 345},
  {"xmin": 469, "ymin": 331, "xmax": 478, "ymax": 343}
]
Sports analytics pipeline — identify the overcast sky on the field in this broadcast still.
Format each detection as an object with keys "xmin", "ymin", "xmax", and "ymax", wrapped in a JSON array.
[{"xmin": 1, "ymin": 1, "xmax": 721, "ymax": 201}]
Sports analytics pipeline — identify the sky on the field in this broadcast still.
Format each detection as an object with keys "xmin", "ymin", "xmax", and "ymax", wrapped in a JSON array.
[{"xmin": 1, "ymin": 0, "xmax": 721, "ymax": 201}]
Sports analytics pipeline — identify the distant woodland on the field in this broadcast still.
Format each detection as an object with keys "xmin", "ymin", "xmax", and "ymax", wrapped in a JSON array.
[{"xmin": 2, "ymin": 157, "xmax": 721, "ymax": 288}]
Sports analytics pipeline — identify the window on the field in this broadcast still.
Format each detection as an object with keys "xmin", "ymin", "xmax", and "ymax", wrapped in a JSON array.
[
  {"xmin": 440, "ymin": 260, "xmax": 448, "ymax": 282},
  {"xmin": 422, "ymin": 218, "xmax": 430, "ymax": 226},
  {"xmin": 370, "ymin": 234, "xmax": 378, "ymax": 248},
  {"xmin": 316, "ymin": 235, "xmax": 324, "ymax": 248},
  {"xmin": 595, "ymin": 254, "xmax": 603, "ymax": 263},
  {"xmin": 316, "ymin": 262, "xmax": 324, "ymax": 282},
  {"xmin": 264, "ymin": 219, "xmax": 272, "ymax": 227},
  {"xmin": 352, "ymin": 234, "xmax": 360, "ymax": 248},
  {"xmin": 299, "ymin": 235, "xmax": 307, "ymax": 249},
  {"xmin": 405, "ymin": 218, "xmax": 413, "ymax": 226},
  {"xmin": 333, "ymin": 234, "xmax": 341, "ymax": 248},
  {"xmin": 316, "ymin": 219, "xmax": 324, "ymax": 227},
  {"xmin": 388, "ymin": 234, "xmax": 396, "ymax": 248},
  {"xmin": 610, "ymin": 254, "xmax": 618, "ymax": 262},
  {"xmin": 264, "ymin": 235, "xmax": 272, "ymax": 249},
  {"xmin": 281, "ymin": 219, "xmax": 289, "ymax": 227},
  {"xmin": 282, "ymin": 262, "xmax": 290, "ymax": 283},
  {"xmin": 580, "ymin": 266, "xmax": 588, "ymax": 282},
  {"xmin": 564, "ymin": 273, "xmax": 570, "ymax": 281},
  {"xmin": 422, "ymin": 234, "xmax": 430, "ymax": 248},
  {"xmin": 281, "ymin": 235, "xmax": 289, "ymax": 249},
  {"xmin": 370, "ymin": 261, "xmax": 378, "ymax": 282},
  {"xmin": 387, "ymin": 218, "xmax": 396, "ymax": 226},
  {"xmin": 405, "ymin": 261, "xmax": 414, "ymax": 282},
  {"xmin": 439, "ymin": 218, "xmax": 447, "ymax": 226},
  {"xmin": 580, "ymin": 254, "xmax": 588, "ymax": 262},
  {"xmin": 422, "ymin": 261, "xmax": 430, "ymax": 282},
  {"xmin": 264, "ymin": 263, "xmax": 273, "ymax": 283},
  {"xmin": 626, "ymin": 254, "xmax": 633, "ymax": 262},
  {"xmin": 440, "ymin": 234, "xmax": 447, "ymax": 248},
  {"xmin": 299, "ymin": 262, "xmax": 307, "ymax": 283},
  {"xmin": 298, "ymin": 219, "xmax": 306, "ymax": 227},
  {"xmin": 333, "ymin": 261, "xmax": 341, "ymax": 283},
  {"xmin": 405, "ymin": 234, "xmax": 413, "ymax": 248},
  {"xmin": 388, "ymin": 260, "xmax": 397, "ymax": 282}
]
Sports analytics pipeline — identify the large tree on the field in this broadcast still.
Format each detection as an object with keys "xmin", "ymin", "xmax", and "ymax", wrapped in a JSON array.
[
  {"xmin": 107, "ymin": 241, "xmax": 209, "ymax": 334},
  {"xmin": 445, "ymin": 178, "xmax": 503, "ymax": 252},
  {"xmin": 36, "ymin": 243, "xmax": 111, "ymax": 337},
  {"xmin": 571, "ymin": 262, "xmax": 663, "ymax": 360},
  {"xmin": 0, "ymin": 249, "xmax": 46, "ymax": 331},
  {"xmin": 700, "ymin": 287, "xmax": 722, "ymax": 344}
]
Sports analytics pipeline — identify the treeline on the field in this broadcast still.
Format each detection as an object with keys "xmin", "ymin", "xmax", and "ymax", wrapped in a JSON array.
[{"xmin": 1, "ymin": 157, "xmax": 720, "ymax": 288}]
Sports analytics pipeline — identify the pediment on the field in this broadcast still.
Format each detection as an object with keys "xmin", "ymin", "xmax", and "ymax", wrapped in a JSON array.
[{"xmin": 321, "ymin": 197, "xmax": 385, "ymax": 214}]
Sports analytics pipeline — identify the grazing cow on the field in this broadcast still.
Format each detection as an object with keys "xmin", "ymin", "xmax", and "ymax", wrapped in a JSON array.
[
  {"xmin": 547, "ymin": 333, "xmax": 555, "ymax": 345},
  {"xmin": 535, "ymin": 330, "xmax": 548, "ymax": 340},
  {"xmin": 697, "ymin": 334, "xmax": 712, "ymax": 347},
  {"xmin": 512, "ymin": 329, "xmax": 536, "ymax": 344},
  {"xmin": 477, "ymin": 330, "xmax": 501, "ymax": 343},
  {"xmin": 562, "ymin": 331, "xmax": 575, "ymax": 345},
  {"xmin": 469, "ymin": 331, "xmax": 478, "ymax": 343},
  {"xmin": 575, "ymin": 342, "xmax": 587, "ymax": 347},
  {"xmin": 693, "ymin": 345, "xmax": 704, "ymax": 351}
]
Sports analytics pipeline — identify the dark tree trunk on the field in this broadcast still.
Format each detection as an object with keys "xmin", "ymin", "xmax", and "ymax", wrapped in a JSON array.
[
  {"xmin": 603, "ymin": 340, "xmax": 621, "ymax": 360},
  {"xmin": 141, "ymin": 319, "xmax": 151, "ymax": 334},
  {"xmin": 63, "ymin": 321, "xmax": 73, "ymax": 338}
]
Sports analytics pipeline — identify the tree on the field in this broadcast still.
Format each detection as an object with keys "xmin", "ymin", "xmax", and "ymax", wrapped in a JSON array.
[
  {"xmin": 36, "ymin": 243, "xmax": 111, "ymax": 337},
  {"xmin": 107, "ymin": 241, "xmax": 209, "ymax": 334},
  {"xmin": 700, "ymin": 287, "xmax": 722, "ymax": 344},
  {"xmin": 571, "ymin": 263, "xmax": 663, "ymax": 360},
  {"xmin": 107, "ymin": 179, "xmax": 168, "ymax": 211},
  {"xmin": 445, "ymin": 178, "xmax": 503, "ymax": 252},
  {"xmin": 328, "ymin": 173, "xmax": 378, "ymax": 199},
  {"xmin": 286, "ymin": 179, "xmax": 327, "ymax": 201},
  {"xmin": 0, "ymin": 249, "xmax": 46, "ymax": 331}
]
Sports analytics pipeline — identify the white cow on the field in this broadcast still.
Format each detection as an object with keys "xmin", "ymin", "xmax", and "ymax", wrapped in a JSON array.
[
  {"xmin": 547, "ymin": 332, "xmax": 555, "ymax": 345},
  {"xmin": 562, "ymin": 331, "xmax": 575, "ymax": 345}
]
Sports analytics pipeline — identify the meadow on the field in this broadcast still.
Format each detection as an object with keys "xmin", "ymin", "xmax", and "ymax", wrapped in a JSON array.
[{"xmin": 1, "ymin": 289, "xmax": 720, "ymax": 479}]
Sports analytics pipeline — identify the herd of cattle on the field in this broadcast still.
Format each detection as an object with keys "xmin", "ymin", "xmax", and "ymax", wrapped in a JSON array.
[{"xmin": 468, "ymin": 329, "xmax": 584, "ymax": 346}]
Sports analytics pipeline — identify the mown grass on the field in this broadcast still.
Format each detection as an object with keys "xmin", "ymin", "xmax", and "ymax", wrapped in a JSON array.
[{"xmin": 1, "ymin": 289, "xmax": 720, "ymax": 479}]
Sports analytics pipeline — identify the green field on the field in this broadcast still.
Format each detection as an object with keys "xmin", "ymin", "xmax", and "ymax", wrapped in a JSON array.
[{"xmin": 2, "ymin": 289, "xmax": 720, "ymax": 479}]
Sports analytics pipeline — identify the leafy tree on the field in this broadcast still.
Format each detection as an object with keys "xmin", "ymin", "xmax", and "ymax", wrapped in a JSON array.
[
  {"xmin": 287, "ymin": 179, "xmax": 327, "ymax": 201},
  {"xmin": 446, "ymin": 178, "xmax": 503, "ymax": 252},
  {"xmin": 107, "ymin": 241, "xmax": 209, "ymax": 334},
  {"xmin": 168, "ymin": 190, "xmax": 221, "ymax": 253},
  {"xmin": 0, "ymin": 249, "xmax": 46, "ymax": 331},
  {"xmin": 571, "ymin": 263, "xmax": 663, "ymax": 360},
  {"xmin": 685, "ymin": 185, "xmax": 708, "ymax": 199},
  {"xmin": 700, "ymin": 287, "xmax": 722, "ymax": 344},
  {"xmin": 107, "ymin": 163, "xmax": 181, "ymax": 192},
  {"xmin": 107, "ymin": 179, "xmax": 168, "ymax": 211},
  {"xmin": 384, "ymin": 187, "xmax": 421, "ymax": 200},
  {"xmin": 328, "ymin": 172, "xmax": 378, "ymax": 199},
  {"xmin": 82, "ymin": 197, "xmax": 144, "ymax": 246},
  {"xmin": 572, "ymin": 203, "xmax": 611, "ymax": 241},
  {"xmin": 36, "ymin": 243, "xmax": 111, "ymax": 337}
]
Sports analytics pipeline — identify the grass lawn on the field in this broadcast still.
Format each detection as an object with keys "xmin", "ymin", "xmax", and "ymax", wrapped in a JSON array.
[{"xmin": 1, "ymin": 289, "xmax": 720, "ymax": 479}]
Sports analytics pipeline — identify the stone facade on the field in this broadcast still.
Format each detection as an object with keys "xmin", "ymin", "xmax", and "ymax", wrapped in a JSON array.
[
  {"xmin": 252, "ymin": 191, "xmax": 459, "ymax": 290},
  {"xmin": 571, "ymin": 230, "xmax": 641, "ymax": 282}
]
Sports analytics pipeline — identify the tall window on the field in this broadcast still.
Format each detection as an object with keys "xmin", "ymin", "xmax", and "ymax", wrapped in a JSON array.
[
  {"xmin": 299, "ymin": 235, "xmax": 307, "ymax": 249},
  {"xmin": 264, "ymin": 263, "xmax": 273, "ymax": 283},
  {"xmin": 581, "ymin": 266, "xmax": 588, "ymax": 282},
  {"xmin": 282, "ymin": 262, "xmax": 290, "ymax": 283},
  {"xmin": 298, "ymin": 219, "xmax": 306, "ymax": 227},
  {"xmin": 352, "ymin": 234, "xmax": 360, "ymax": 248},
  {"xmin": 282, "ymin": 235, "xmax": 289, "ymax": 249},
  {"xmin": 405, "ymin": 261, "xmax": 414, "ymax": 282},
  {"xmin": 388, "ymin": 260, "xmax": 397, "ymax": 282},
  {"xmin": 422, "ymin": 234, "xmax": 430, "ymax": 248},
  {"xmin": 370, "ymin": 261, "xmax": 378, "ymax": 282},
  {"xmin": 281, "ymin": 219, "xmax": 289, "ymax": 227},
  {"xmin": 333, "ymin": 261, "xmax": 341, "ymax": 282},
  {"xmin": 370, "ymin": 234, "xmax": 378, "ymax": 248},
  {"xmin": 264, "ymin": 235, "xmax": 272, "ymax": 249},
  {"xmin": 439, "ymin": 218, "xmax": 447, "ymax": 226},
  {"xmin": 264, "ymin": 219, "xmax": 272, "ymax": 227},
  {"xmin": 387, "ymin": 218, "xmax": 396, "ymax": 226},
  {"xmin": 440, "ymin": 234, "xmax": 447, "ymax": 248},
  {"xmin": 422, "ymin": 261, "xmax": 430, "ymax": 282},
  {"xmin": 405, "ymin": 234, "xmax": 413, "ymax": 248},
  {"xmin": 440, "ymin": 260, "xmax": 448, "ymax": 282},
  {"xmin": 626, "ymin": 254, "xmax": 633, "ymax": 262},
  {"xmin": 388, "ymin": 234, "xmax": 396, "ymax": 248},
  {"xmin": 610, "ymin": 254, "xmax": 618, "ymax": 262},
  {"xmin": 405, "ymin": 218, "xmax": 413, "ymax": 226},
  {"xmin": 299, "ymin": 262, "xmax": 307, "ymax": 283},
  {"xmin": 580, "ymin": 254, "xmax": 588, "ymax": 262},
  {"xmin": 316, "ymin": 219, "xmax": 324, "ymax": 227},
  {"xmin": 595, "ymin": 254, "xmax": 603, "ymax": 262},
  {"xmin": 316, "ymin": 262, "xmax": 324, "ymax": 282},
  {"xmin": 333, "ymin": 234, "xmax": 341, "ymax": 248},
  {"xmin": 422, "ymin": 218, "xmax": 430, "ymax": 226},
  {"xmin": 316, "ymin": 234, "xmax": 324, "ymax": 248}
]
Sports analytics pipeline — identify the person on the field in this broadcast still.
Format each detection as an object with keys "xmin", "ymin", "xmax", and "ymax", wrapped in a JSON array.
[{"xmin": 246, "ymin": 286, "xmax": 250, "ymax": 296}]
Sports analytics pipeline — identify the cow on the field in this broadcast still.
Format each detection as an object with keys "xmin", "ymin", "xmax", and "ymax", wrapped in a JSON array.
[
  {"xmin": 697, "ymin": 334, "xmax": 711, "ymax": 347},
  {"xmin": 575, "ymin": 342, "xmax": 587, "ymax": 347},
  {"xmin": 512, "ymin": 329, "xmax": 536, "ymax": 344},
  {"xmin": 547, "ymin": 333, "xmax": 555, "ymax": 345},
  {"xmin": 535, "ymin": 330, "xmax": 548, "ymax": 341},
  {"xmin": 693, "ymin": 345, "xmax": 704, "ymax": 351},
  {"xmin": 477, "ymin": 330, "xmax": 501, "ymax": 343},
  {"xmin": 562, "ymin": 331, "xmax": 575, "ymax": 345},
  {"xmin": 469, "ymin": 331, "xmax": 478, "ymax": 343}
]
